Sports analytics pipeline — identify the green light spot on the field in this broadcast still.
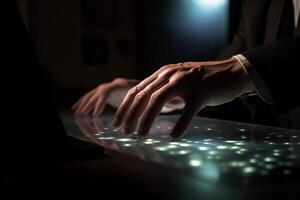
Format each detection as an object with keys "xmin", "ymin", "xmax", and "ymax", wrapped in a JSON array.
[
  {"xmin": 189, "ymin": 159, "xmax": 202, "ymax": 167},
  {"xmin": 117, "ymin": 138, "xmax": 132, "ymax": 142},
  {"xmin": 249, "ymin": 159, "xmax": 257, "ymax": 163},
  {"xmin": 199, "ymin": 146, "xmax": 209, "ymax": 151},
  {"xmin": 144, "ymin": 141, "xmax": 154, "ymax": 144},
  {"xmin": 169, "ymin": 142, "xmax": 180, "ymax": 145},
  {"xmin": 230, "ymin": 161, "xmax": 246, "ymax": 167},
  {"xmin": 217, "ymin": 145, "xmax": 227, "ymax": 150},
  {"xmin": 179, "ymin": 143, "xmax": 191, "ymax": 147},
  {"xmin": 208, "ymin": 151, "xmax": 217, "ymax": 155},
  {"xmin": 179, "ymin": 150, "xmax": 190, "ymax": 155},
  {"xmin": 231, "ymin": 146, "xmax": 239, "ymax": 150},
  {"xmin": 225, "ymin": 140, "xmax": 237, "ymax": 143},
  {"xmin": 155, "ymin": 147, "xmax": 167, "ymax": 151},
  {"xmin": 264, "ymin": 157, "xmax": 275, "ymax": 162},
  {"xmin": 243, "ymin": 166, "xmax": 255, "ymax": 174},
  {"xmin": 168, "ymin": 145, "xmax": 177, "ymax": 148}
]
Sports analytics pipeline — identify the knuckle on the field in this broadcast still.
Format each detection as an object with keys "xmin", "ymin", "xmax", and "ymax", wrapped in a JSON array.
[
  {"xmin": 128, "ymin": 85, "xmax": 140, "ymax": 95},
  {"xmin": 135, "ymin": 91, "xmax": 148, "ymax": 100},
  {"xmin": 151, "ymin": 91, "xmax": 161, "ymax": 102}
]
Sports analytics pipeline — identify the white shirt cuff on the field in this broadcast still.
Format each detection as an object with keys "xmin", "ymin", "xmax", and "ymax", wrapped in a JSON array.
[{"xmin": 233, "ymin": 54, "xmax": 273, "ymax": 104}]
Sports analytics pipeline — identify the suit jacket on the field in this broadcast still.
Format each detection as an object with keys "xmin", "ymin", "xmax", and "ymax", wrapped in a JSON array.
[{"xmin": 218, "ymin": 0, "xmax": 300, "ymax": 125}]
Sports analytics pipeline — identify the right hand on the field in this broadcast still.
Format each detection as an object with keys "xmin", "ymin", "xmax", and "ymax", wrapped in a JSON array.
[{"xmin": 72, "ymin": 78, "xmax": 139, "ymax": 117}]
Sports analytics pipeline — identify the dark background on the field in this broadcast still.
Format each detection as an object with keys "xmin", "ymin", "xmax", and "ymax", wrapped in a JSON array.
[{"xmin": 15, "ymin": 0, "xmax": 256, "ymax": 123}]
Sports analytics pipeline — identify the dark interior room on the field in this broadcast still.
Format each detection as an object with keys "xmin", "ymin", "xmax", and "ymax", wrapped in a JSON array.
[{"xmin": 1, "ymin": 0, "xmax": 300, "ymax": 198}]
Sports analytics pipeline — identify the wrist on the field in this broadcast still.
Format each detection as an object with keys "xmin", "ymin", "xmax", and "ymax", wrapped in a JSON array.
[{"xmin": 230, "ymin": 58, "xmax": 257, "ymax": 95}]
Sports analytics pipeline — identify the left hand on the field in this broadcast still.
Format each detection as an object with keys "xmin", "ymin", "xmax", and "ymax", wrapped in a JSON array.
[{"xmin": 113, "ymin": 58, "xmax": 256, "ymax": 138}]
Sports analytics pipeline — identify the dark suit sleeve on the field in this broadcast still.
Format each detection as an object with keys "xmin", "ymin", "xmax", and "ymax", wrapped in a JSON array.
[{"xmin": 242, "ymin": 35, "xmax": 300, "ymax": 113}]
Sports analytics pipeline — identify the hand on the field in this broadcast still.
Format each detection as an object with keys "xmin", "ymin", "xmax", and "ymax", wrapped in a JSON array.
[
  {"xmin": 72, "ymin": 78, "xmax": 139, "ymax": 117},
  {"xmin": 113, "ymin": 58, "xmax": 256, "ymax": 138}
]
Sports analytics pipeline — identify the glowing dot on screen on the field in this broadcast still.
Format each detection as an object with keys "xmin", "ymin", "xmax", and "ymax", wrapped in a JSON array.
[
  {"xmin": 225, "ymin": 140, "xmax": 237, "ymax": 143},
  {"xmin": 189, "ymin": 159, "xmax": 202, "ymax": 167},
  {"xmin": 117, "ymin": 138, "xmax": 133, "ymax": 142},
  {"xmin": 194, "ymin": 126, "xmax": 199, "ymax": 129},
  {"xmin": 231, "ymin": 146, "xmax": 239, "ymax": 150},
  {"xmin": 167, "ymin": 127, "xmax": 171, "ymax": 130},
  {"xmin": 179, "ymin": 150, "xmax": 190, "ymax": 155},
  {"xmin": 230, "ymin": 161, "xmax": 246, "ymax": 167},
  {"xmin": 284, "ymin": 142, "xmax": 290, "ymax": 145},
  {"xmin": 292, "ymin": 135, "xmax": 298, "ymax": 138},
  {"xmin": 156, "ymin": 126, "xmax": 161, "ymax": 129},
  {"xmin": 113, "ymin": 129, "xmax": 118, "ymax": 132},
  {"xmin": 283, "ymin": 169, "xmax": 291, "ymax": 175},
  {"xmin": 236, "ymin": 151, "xmax": 242, "ymax": 154},
  {"xmin": 155, "ymin": 147, "xmax": 167, "ymax": 151},
  {"xmin": 206, "ymin": 128, "xmax": 212, "ymax": 131},
  {"xmin": 179, "ymin": 143, "xmax": 191, "ymax": 147},
  {"xmin": 217, "ymin": 145, "xmax": 227, "ymax": 150},
  {"xmin": 208, "ymin": 151, "xmax": 217, "ymax": 155},
  {"xmin": 99, "ymin": 131, "xmax": 104, "ymax": 134},
  {"xmin": 144, "ymin": 141, "xmax": 154, "ymax": 144},
  {"xmin": 168, "ymin": 145, "xmax": 177, "ymax": 149},
  {"xmin": 170, "ymin": 142, "xmax": 180, "ymax": 145},
  {"xmin": 273, "ymin": 152, "xmax": 281, "ymax": 156},
  {"xmin": 240, "ymin": 128, "xmax": 246, "ymax": 132},
  {"xmin": 199, "ymin": 146, "xmax": 209, "ymax": 151},
  {"xmin": 104, "ymin": 127, "xmax": 108, "ymax": 130},
  {"xmin": 124, "ymin": 143, "xmax": 131, "ymax": 147},
  {"xmin": 264, "ymin": 157, "xmax": 275, "ymax": 162},
  {"xmin": 249, "ymin": 159, "xmax": 257, "ymax": 163},
  {"xmin": 243, "ymin": 166, "xmax": 255, "ymax": 174},
  {"xmin": 133, "ymin": 131, "xmax": 138, "ymax": 135},
  {"xmin": 235, "ymin": 142, "xmax": 245, "ymax": 146}
]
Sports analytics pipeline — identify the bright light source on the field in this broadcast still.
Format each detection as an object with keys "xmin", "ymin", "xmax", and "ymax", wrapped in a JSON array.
[{"xmin": 194, "ymin": 0, "xmax": 226, "ymax": 9}]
